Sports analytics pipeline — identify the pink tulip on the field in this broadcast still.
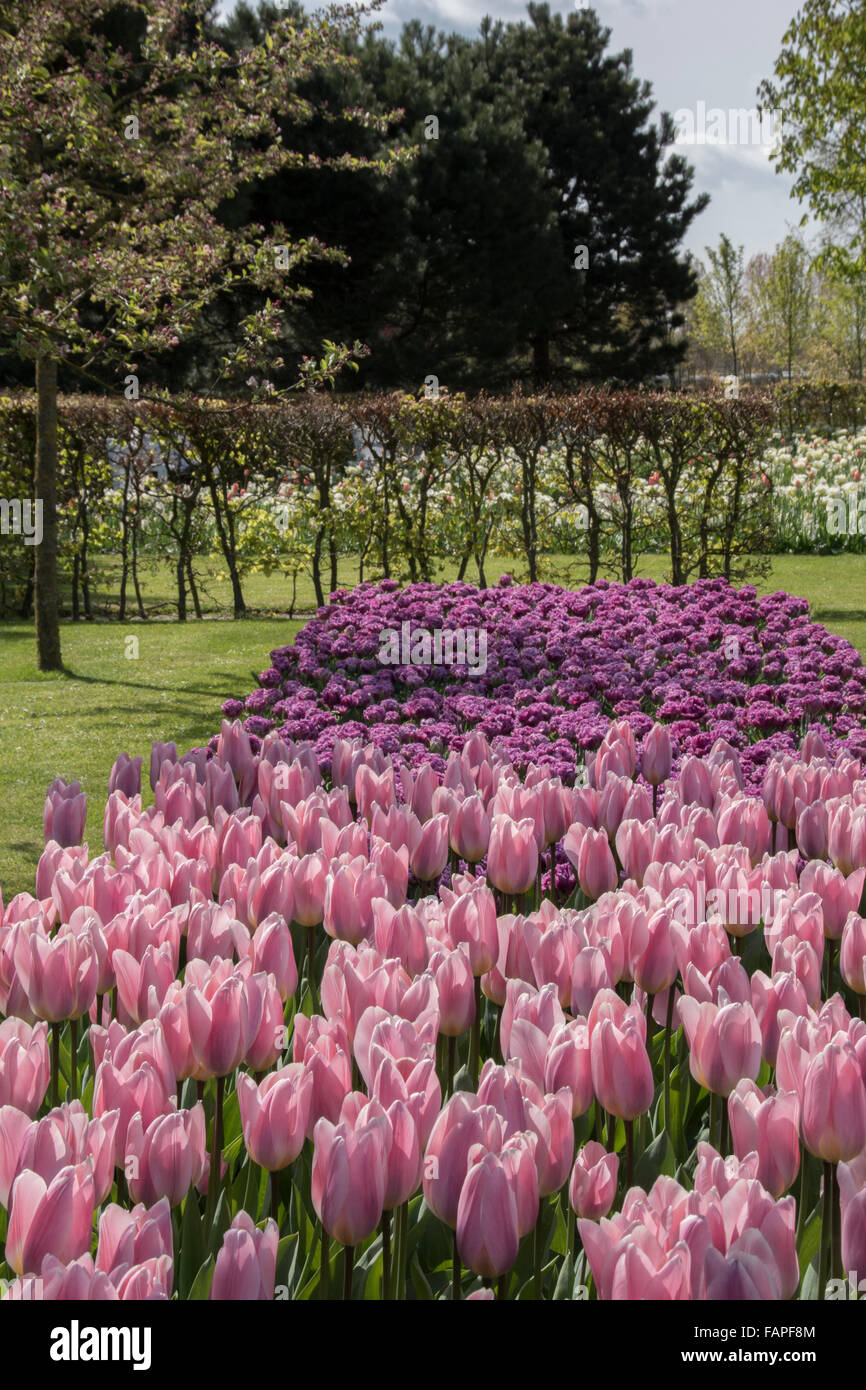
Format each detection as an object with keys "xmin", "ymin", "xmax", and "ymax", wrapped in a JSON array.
[
  {"xmin": 632, "ymin": 907, "xmax": 678, "ymax": 995},
  {"xmin": 430, "ymin": 946, "xmax": 475, "ymax": 1036},
  {"xmin": 763, "ymin": 889, "xmax": 824, "ymax": 959},
  {"xmin": 590, "ymin": 1013, "xmax": 654, "ymax": 1120},
  {"xmin": 423, "ymin": 1093, "xmax": 504, "ymax": 1228},
  {"xmin": 187, "ymin": 974, "xmax": 252, "ymax": 1078},
  {"xmin": 96, "ymin": 1198, "xmax": 173, "ymax": 1275},
  {"xmin": 571, "ymin": 945, "xmax": 615, "ymax": 1018},
  {"xmin": 563, "ymin": 825, "xmax": 618, "ymax": 900},
  {"xmin": 721, "ymin": 1180, "xmax": 798, "ymax": 1297},
  {"xmin": 841, "ymin": 911, "xmax": 866, "ymax": 994},
  {"xmin": 356, "ymin": 764, "xmax": 396, "ymax": 823},
  {"xmin": 693, "ymin": 1140, "xmax": 759, "ymax": 1196},
  {"xmin": 356, "ymin": 1095, "xmax": 423, "ymax": 1210},
  {"xmin": 727, "ymin": 1080, "xmax": 800, "ymax": 1197},
  {"xmin": 801, "ymin": 1042, "xmax": 866, "ymax": 1163},
  {"xmin": 249, "ymin": 914, "xmax": 298, "ymax": 1001},
  {"xmin": 544, "ymin": 1019, "xmax": 593, "ymax": 1117},
  {"xmin": 243, "ymin": 970, "xmax": 285, "ymax": 1072},
  {"xmin": 771, "ymin": 939, "xmax": 822, "ymax": 1011},
  {"xmin": 615, "ymin": 819, "xmax": 657, "ymax": 885},
  {"xmin": 569, "ymin": 1141, "xmax": 619, "ymax": 1220},
  {"xmin": 311, "ymin": 1112, "xmax": 388, "ymax": 1245},
  {"xmin": 210, "ymin": 1212, "xmax": 278, "ymax": 1300},
  {"xmin": 838, "ymin": 1161, "xmax": 866, "ymax": 1279},
  {"xmin": 149, "ymin": 740, "xmax": 178, "ymax": 791},
  {"xmin": 477, "ymin": 1059, "xmax": 535, "ymax": 1137},
  {"xmin": 6, "ymin": 1161, "xmax": 95, "ymax": 1275},
  {"xmin": 597, "ymin": 776, "xmax": 633, "ymax": 839},
  {"xmin": 486, "ymin": 816, "xmax": 538, "ymax": 897},
  {"xmin": 452, "ymin": 794, "xmax": 491, "ymax": 863},
  {"xmin": 796, "ymin": 802, "xmax": 828, "ymax": 860},
  {"xmin": 113, "ymin": 1255, "xmax": 174, "ymax": 1301},
  {"xmin": 801, "ymin": 862, "xmax": 866, "ymax": 939},
  {"xmin": 354, "ymin": 1007, "xmax": 436, "ymax": 1087},
  {"xmin": 502, "ymin": 981, "xmax": 564, "ymax": 1083},
  {"xmin": 372, "ymin": 899, "xmax": 428, "ymax": 977},
  {"xmin": 293, "ymin": 1014, "xmax": 353, "ymax": 1130},
  {"xmin": 0, "ymin": 1017, "xmax": 50, "ymax": 1115},
  {"xmin": 5, "ymin": 1100, "xmax": 118, "ymax": 1208},
  {"xmin": 43, "ymin": 780, "xmax": 87, "ymax": 848},
  {"xmin": 678, "ymin": 997, "xmax": 761, "ymax": 1097},
  {"xmin": 775, "ymin": 1015, "xmax": 823, "ymax": 1103},
  {"xmin": 125, "ymin": 1105, "xmax": 208, "ymax": 1206},
  {"xmin": 750, "ymin": 971, "xmax": 810, "ymax": 1067},
  {"xmin": 678, "ymin": 755, "xmax": 714, "ymax": 808},
  {"xmin": 113, "ymin": 943, "xmax": 176, "ymax": 1028},
  {"xmin": 92, "ymin": 1059, "xmax": 173, "ymax": 1163},
  {"xmin": 108, "ymin": 753, "xmax": 142, "ymax": 799},
  {"xmin": 444, "ymin": 884, "xmax": 498, "ymax": 975},
  {"xmin": 320, "ymin": 942, "xmax": 410, "ymax": 1041},
  {"xmin": 500, "ymin": 1131, "xmax": 539, "ymax": 1236},
  {"xmin": 14, "ymin": 927, "xmax": 98, "ymax": 1022},
  {"xmin": 704, "ymin": 1231, "xmax": 784, "ymax": 1300},
  {"xmin": 457, "ymin": 1150, "xmax": 520, "ymax": 1278},
  {"xmin": 671, "ymin": 917, "xmax": 730, "ymax": 980},
  {"xmin": 526, "ymin": 1088, "xmax": 574, "ymax": 1196},
  {"xmin": 292, "ymin": 851, "xmax": 328, "ymax": 927},
  {"xmin": 828, "ymin": 803, "xmax": 866, "ymax": 875},
  {"xmin": 323, "ymin": 865, "xmax": 371, "ymax": 945},
  {"xmin": 237, "ymin": 1067, "xmax": 312, "ymax": 1172},
  {"xmin": 641, "ymin": 724, "xmax": 672, "ymax": 786},
  {"xmin": 158, "ymin": 986, "xmax": 203, "ymax": 1083},
  {"xmin": 4, "ymin": 1254, "xmax": 114, "ymax": 1301},
  {"xmin": 409, "ymin": 813, "xmax": 450, "ymax": 884}
]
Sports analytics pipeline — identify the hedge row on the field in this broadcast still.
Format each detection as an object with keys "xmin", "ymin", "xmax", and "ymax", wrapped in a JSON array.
[{"xmin": 0, "ymin": 384, "xmax": 819, "ymax": 620}]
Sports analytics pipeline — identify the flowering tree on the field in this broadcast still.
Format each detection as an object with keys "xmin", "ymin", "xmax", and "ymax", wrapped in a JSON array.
[{"xmin": 0, "ymin": 0, "xmax": 401, "ymax": 667}]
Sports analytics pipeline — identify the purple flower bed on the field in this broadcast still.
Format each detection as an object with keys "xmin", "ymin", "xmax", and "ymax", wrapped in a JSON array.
[{"xmin": 217, "ymin": 577, "xmax": 866, "ymax": 791}]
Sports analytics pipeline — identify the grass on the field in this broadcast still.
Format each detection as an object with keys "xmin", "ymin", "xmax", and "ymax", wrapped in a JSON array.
[
  {"xmin": 0, "ymin": 618, "xmax": 302, "ymax": 900},
  {"xmin": 2, "ymin": 550, "xmax": 866, "ymax": 901}
]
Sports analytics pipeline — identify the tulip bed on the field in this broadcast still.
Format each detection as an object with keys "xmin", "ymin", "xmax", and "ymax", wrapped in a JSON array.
[
  {"xmin": 3, "ymin": 582, "xmax": 866, "ymax": 1301},
  {"xmin": 219, "ymin": 576, "xmax": 866, "ymax": 795}
]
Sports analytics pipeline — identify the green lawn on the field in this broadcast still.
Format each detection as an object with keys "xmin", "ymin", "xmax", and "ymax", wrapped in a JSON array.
[
  {"xmin": 0, "ymin": 618, "xmax": 302, "ymax": 900},
  {"xmin": 2, "ymin": 552, "xmax": 866, "ymax": 902}
]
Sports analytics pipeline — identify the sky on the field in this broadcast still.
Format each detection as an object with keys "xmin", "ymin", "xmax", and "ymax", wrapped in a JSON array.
[{"xmin": 220, "ymin": 0, "xmax": 809, "ymax": 267}]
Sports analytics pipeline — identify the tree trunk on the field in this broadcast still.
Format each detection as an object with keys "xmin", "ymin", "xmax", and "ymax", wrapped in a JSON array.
[
  {"xmin": 312, "ymin": 525, "xmax": 325, "ymax": 607},
  {"xmin": 118, "ymin": 486, "xmax": 129, "ymax": 621},
  {"xmin": 19, "ymin": 567, "xmax": 34, "ymax": 619},
  {"xmin": 80, "ymin": 501, "xmax": 92, "ymax": 619},
  {"xmin": 34, "ymin": 356, "xmax": 62, "ymax": 669},
  {"xmin": 72, "ymin": 553, "xmax": 80, "ymax": 621},
  {"xmin": 186, "ymin": 558, "xmax": 202, "ymax": 620},
  {"xmin": 176, "ymin": 556, "xmax": 187, "ymax": 621},
  {"xmin": 532, "ymin": 335, "xmax": 551, "ymax": 384},
  {"xmin": 207, "ymin": 476, "xmax": 246, "ymax": 618},
  {"xmin": 131, "ymin": 488, "xmax": 145, "ymax": 619},
  {"xmin": 329, "ymin": 538, "xmax": 338, "ymax": 598}
]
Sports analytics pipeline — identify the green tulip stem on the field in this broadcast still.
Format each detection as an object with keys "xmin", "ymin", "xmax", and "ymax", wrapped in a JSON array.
[
  {"xmin": 381, "ymin": 1210, "xmax": 391, "ymax": 1300},
  {"xmin": 818, "ymin": 1161, "xmax": 833, "ymax": 1301},
  {"xmin": 663, "ymin": 985, "xmax": 675, "ymax": 1141}
]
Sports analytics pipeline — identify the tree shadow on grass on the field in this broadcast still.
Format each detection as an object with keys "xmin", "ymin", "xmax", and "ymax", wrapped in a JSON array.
[
  {"xmin": 55, "ymin": 666, "xmax": 234, "ymax": 701},
  {"xmin": 812, "ymin": 609, "xmax": 866, "ymax": 622}
]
